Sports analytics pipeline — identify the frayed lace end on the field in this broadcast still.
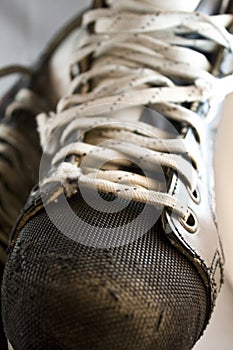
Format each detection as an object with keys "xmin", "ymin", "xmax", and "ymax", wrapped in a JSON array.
[{"xmin": 56, "ymin": 163, "xmax": 82, "ymax": 197}]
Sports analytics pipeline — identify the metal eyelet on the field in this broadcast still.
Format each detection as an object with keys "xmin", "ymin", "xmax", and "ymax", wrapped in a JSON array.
[
  {"xmin": 188, "ymin": 186, "xmax": 201, "ymax": 204},
  {"xmin": 179, "ymin": 208, "xmax": 198, "ymax": 234}
]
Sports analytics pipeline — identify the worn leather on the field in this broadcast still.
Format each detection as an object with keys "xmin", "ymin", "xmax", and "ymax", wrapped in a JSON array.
[{"xmin": 165, "ymin": 123, "xmax": 224, "ymax": 310}]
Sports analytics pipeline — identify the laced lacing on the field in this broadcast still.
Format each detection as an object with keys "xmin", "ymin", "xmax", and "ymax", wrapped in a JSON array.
[{"xmin": 38, "ymin": 0, "xmax": 233, "ymax": 222}]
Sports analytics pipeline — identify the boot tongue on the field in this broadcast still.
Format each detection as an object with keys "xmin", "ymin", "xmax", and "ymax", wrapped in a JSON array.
[
  {"xmin": 105, "ymin": 0, "xmax": 202, "ymax": 12},
  {"xmin": 149, "ymin": 0, "xmax": 224, "ymax": 14},
  {"xmin": 138, "ymin": 0, "xmax": 202, "ymax": 12},
  {"xmin": 105, "ymin": 0, "xmax": 226, "ymax": 14}
]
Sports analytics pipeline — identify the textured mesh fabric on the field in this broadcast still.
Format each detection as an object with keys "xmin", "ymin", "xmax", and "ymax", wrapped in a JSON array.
[{"xmin": 2, "ymin": 190, "xmax": 208, "ymax": 350}]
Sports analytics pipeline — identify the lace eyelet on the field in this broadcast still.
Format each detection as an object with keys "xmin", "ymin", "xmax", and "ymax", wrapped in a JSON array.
[
  {"xmin": 188, "ymin": 186, "xmax": 201, "ymax": 204},
  {"xmin": 179, "ymin": 208, "xmax": 198, "ymax": 234}
]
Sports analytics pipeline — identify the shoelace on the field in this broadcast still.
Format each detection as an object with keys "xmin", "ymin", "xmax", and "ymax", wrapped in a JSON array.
[
  {"xmin": 0, "ymin": 66, "xmax": 45, "ymax": 263},
  {"xmin": 38, "ymin": 1, "xmax": 233, "ymax": 225}
]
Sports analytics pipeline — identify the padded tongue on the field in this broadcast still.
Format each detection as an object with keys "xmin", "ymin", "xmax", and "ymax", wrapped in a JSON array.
[
  {"xmin": 105, "ymin": 0, "xmax": 225, "ymax": 13},
  {"xmin": 131, "ymin": 0, "xmax": 202, "ymax": 11}
]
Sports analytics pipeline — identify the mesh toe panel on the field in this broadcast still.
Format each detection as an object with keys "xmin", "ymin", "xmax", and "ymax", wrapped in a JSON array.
[{"xmin": 2, "ymin": 191, "xmax": 208, "ymax": 350}]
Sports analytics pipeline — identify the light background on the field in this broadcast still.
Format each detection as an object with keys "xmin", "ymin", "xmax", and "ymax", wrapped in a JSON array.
[{"xmin": 0, "ymin": 1, "xmax": 233, "ymax": 349}]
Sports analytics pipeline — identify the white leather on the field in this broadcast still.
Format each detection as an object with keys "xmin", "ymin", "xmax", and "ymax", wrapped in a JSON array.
[{"xmin": 215, "ymin": 94, "xmax": 233, "ymax": 290}]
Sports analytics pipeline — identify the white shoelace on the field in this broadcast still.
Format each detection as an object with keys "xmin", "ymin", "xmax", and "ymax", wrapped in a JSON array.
[{"xmin": 38, "ymin": 2, "xmax": 233, "ymax": 223}]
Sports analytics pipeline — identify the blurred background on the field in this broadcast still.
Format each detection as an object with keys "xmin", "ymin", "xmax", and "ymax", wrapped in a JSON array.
[{"xmin": 0, "ymin": 1, "xmax": 232, "ymax": 348}]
